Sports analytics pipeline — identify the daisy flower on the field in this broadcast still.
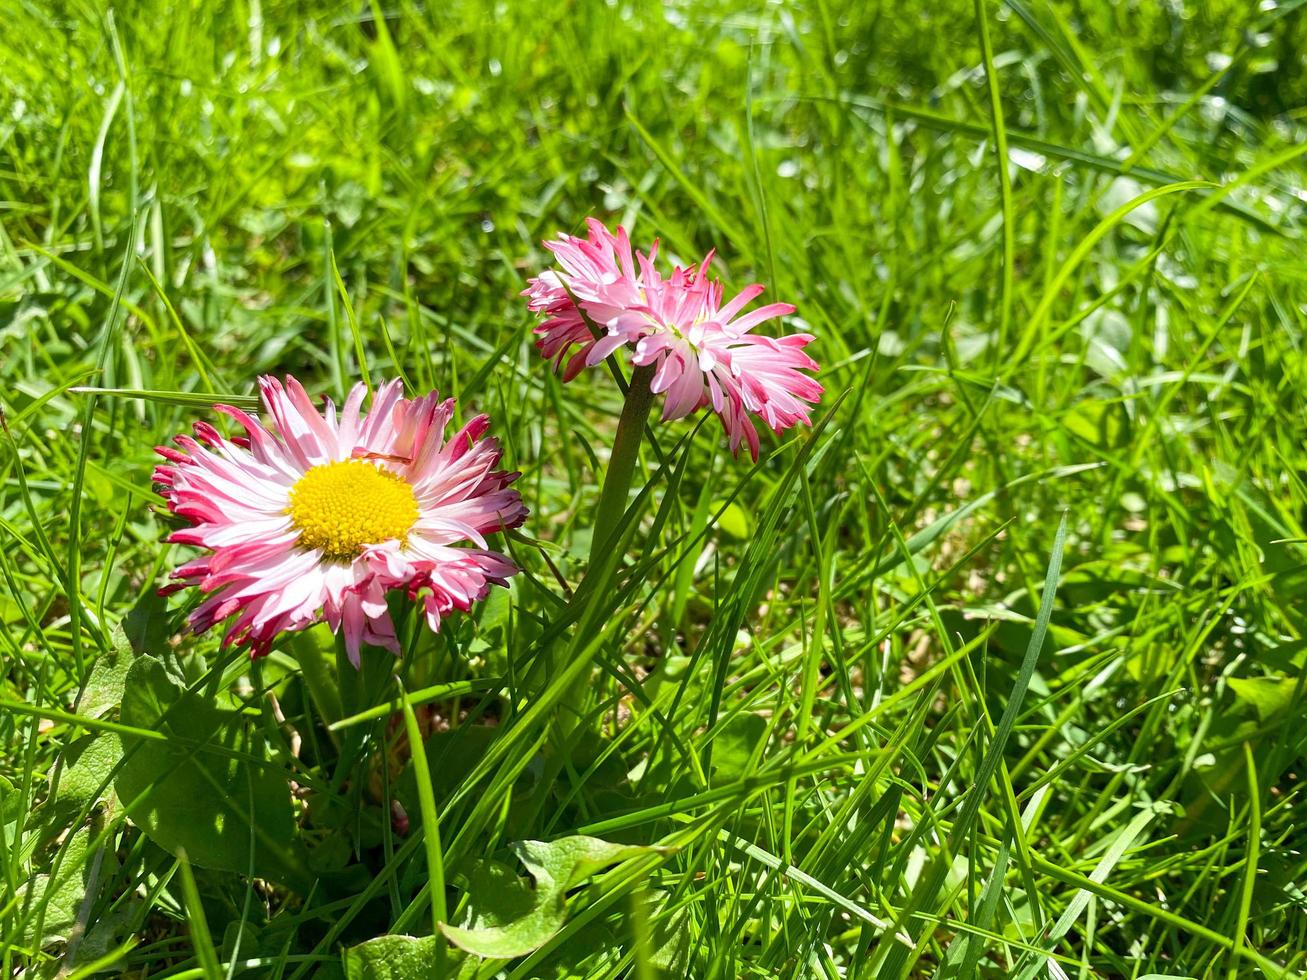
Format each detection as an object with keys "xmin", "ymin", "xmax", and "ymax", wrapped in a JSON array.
[
  {"xmin": 522, "ymin": 218, "xmax": 648, "ymax": 381},
  {"xmin": 524, "ymin": 220, "xmax": 821, "ymax": 460},
  {"xmin": 154, "ymin": 376, "xmax": 527, "ymax": 663},
  {"xmin": 620, "ymin": 253, "xmax": 822, "ymax": 461}
]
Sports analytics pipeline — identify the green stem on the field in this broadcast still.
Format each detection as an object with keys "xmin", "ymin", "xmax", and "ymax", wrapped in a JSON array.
[
  {"xmin": 399, "ymin": 683, "xmax": 448, "ymax": 971},
  {"xmin": 291, "ymin": 630, "xmax": 343, "ymax": 726},
  {"xmin": 336, "ymin": 633, "xmax": 363, "ymax": 718},
  {"xmin": 587, "ymin": 364, "xmax": 657, "ymax": 571},
  {"xmin": 550, "ymin": 365, "xmax": 656, "ymax": 741}
]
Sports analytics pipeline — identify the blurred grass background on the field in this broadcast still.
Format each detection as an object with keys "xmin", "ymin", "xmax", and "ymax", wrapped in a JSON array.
[{"xmin": 3, "ymin": 0, "xmax": 1307, "ymax": 977}]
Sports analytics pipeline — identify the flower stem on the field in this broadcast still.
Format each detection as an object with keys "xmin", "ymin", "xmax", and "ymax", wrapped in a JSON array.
[
  {"xmin": 335, "ymin": 637, "xmax": 356, "ymax": 704},
  {"xmin": 550, "ymin": 365, "xmax": 656, "ymax": 741},
  {"xmin": 587, "ymin": 364, "xmax": 657, "ymax": 570},
  {"xmin": 292, "ymin": 629, "xmax": 343, "ymax": 725}
]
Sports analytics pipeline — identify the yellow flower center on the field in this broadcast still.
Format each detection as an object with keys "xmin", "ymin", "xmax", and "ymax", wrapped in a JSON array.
[{"xmin": 287, "ymin": 459, "xmax": 419, "ymax": 561}]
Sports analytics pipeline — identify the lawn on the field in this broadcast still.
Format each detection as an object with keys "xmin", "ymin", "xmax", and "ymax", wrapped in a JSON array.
[{"xmin": 3, "ymin": 0, "xmax": 1306, "ymax": 977}]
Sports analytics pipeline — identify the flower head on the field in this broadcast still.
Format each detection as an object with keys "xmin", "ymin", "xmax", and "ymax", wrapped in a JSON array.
[
  {"xmin": 154, "ymin": 376, "xmax": 527, "ymax": 663},
  {"xmin": 522, "ymin": 218, "xmax": 648, "ymax": 381},
  {"xmin": 524, "ymin": 220, "xmax": 821, "ymax": 460}
]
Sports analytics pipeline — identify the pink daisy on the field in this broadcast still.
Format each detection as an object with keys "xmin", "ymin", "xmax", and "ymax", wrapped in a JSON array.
[
  {"xmin": 154, "ymin": 376, "xmax": 527, "ymax": 663},
  {"xmin": 522, "ymin": 218, "xmax": 649, "ymax": 381},
  {"xmin": 619, "ymin": 254, "xmax": 822, "ymax": 461},
  {"xmin": 524, "ymin": 220, "xmax": 822, "ymax": 460}
]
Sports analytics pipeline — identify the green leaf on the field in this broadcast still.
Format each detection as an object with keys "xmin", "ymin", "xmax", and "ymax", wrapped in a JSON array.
[
  {"xmin": 41, "ymin": 733, "xmax": 120, "ymax": 836},
  {"xmin": 1228, "ymin": 676, "xmax": 1300, "ymax": 722},
  {"xmin": 31, "ymin": 623, "xmax": 138, "ymax": 828},
  {"xmin": 0, "ymin": 775, "xmax": 19, "ymax": 827},
  {"xmin": 35, "ymin": 624, "xmax": 140, "ymax": 833},
  {"xmin": 365, "ymin": 0, "xmax": 407, "ymax": 110},
  {"xmin": 709, "ymin": 712, "xmax": 767, "ymax": 783},
  {"xmin": 344, "ymin": 935, "xmax": 440, "ymax": 979},
  {"xmin": 176, "ymin": 850, "xmax": 222, "ymax": 980},
  {"xmin": 1062, "ymin": 398, "xmax": 1127, "ymax": 449},
  {"xmin": 15, "ymin": 627, "xmax": 146, "ymax": 956},
  {"xmin": 1010, "ymin": 807, "xmax": 1157, "ymax": 979},
  {"xmin": 19, "ymin": 630, "xmax": 142, "ymax": 952},
  {"xmin": 122, "ymin": 590, "xmax": 174, "ymax": 660},
  {"xmin": 440, "ymin": 836, "xmax": 674, "ymax": 959},
  {"xmin": 67, "ymin": 901, "xmax": 138, "ymax": 972},
  {"xmin": 641, "ymin": 893, "xmax": 693, "ymax": 976},
  {"xmin": 76, "ymin": 624, "xmax": 139, "ymax": 720},
  {"xmin": 711, "ymin": 500, "xmax": 751, "ymax": 539},
  {"xmin": 20, "ymin": 823, "xmax": 94, "ymax": 947},
  {"xmin": 113, "ymin": 658, "xmax": 306, "ymax": 889},
  {"xmin": 344, "ymin": 935, "xmax": 477, "ymax": 980},
  {"xmin": 938, "ymin": 840, "xmax": 1009, "ymax": 979},
  {"xmin": 68, "ymin": 386, "xmax": 260, "ymax": 410},
  {"xmin": 397, "ymin": 725, "xmax": 512, "ymax": 808}
]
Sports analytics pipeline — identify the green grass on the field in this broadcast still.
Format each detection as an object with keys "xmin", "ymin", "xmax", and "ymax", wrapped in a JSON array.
[{"xmin": 3, "ymin": 0, "xmax": 1307, "ymax": 977}]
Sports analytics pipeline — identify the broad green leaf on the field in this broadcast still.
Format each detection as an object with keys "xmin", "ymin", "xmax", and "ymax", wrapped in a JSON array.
[
  {"xmin": 344, "ymin": 935, "xmax": 439, "ymax": 979},
  {"xmin": 398, "ymin": 725, "xmax": 502, "ymax": 806},
  {"xmin": 38, "ymin": 622, "xmax": 138, "ymax": 831},
  {"xmin": 711, "ymin": 500, "xmax": 751, "ymax": 539},
  {"xmin": 114, "ymin": 657, "xmax": 306, "ymax": 889},
  {"xmin": 19, "ymin": 629, "xmax": 139, "ymax": 952},
  {"xmin": 1228, "ymin": 676, "xmax": 1300, "ymax": 722},
  {"xmin": 344, "ymin": 935, "xmax": 477, "ymax": 980},
  {"xmin": 39, "ymin": 624, "xmax": 139, "ymax": 828},
  {"xmin": 441, "ymin": 836, "xmax": 674, "ymax": 959},
  {"xmin": 1062, "ymin": 398, "xmax": 1127, "ymax": 449},
  {"xmin": 66, "ymin": 902, "xmax": 139, "ymax": 973},
  {"xmin": 0, "ymin": 775, "xmax": 19, "ymax": 827},
  {"xmin": 121, "ymin": 590, "xmax": 174, "ymax": 660},
  {"xmin": 442, "ymin": 859, "xmax": 540, "ymax": 958},
  {"xmin": 542, "ymin": 836, "xmax": 669, "ymax": 892},
  {"xmin": 76, "ymin": 623, "xmax": 138, "ymax": 720},
  {"xmin": 642, "ymin": 893, "xmax": 693, "ymax": 976},
  {"xmin": 709, "ymin": 712, "xmax": 767, "ymax": 783},
  {"xmin": 20, "ymin": 824, "xmax": 94, "ymax": 947},
  {"xmin": 41, "ymin": 733, "xmax": 120, "ymax": 836}
]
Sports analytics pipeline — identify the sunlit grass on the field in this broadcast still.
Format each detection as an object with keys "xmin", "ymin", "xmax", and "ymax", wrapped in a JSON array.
[{"xmin": 2, "ymin": 1, "xmax": 1306, "ymax": 977}]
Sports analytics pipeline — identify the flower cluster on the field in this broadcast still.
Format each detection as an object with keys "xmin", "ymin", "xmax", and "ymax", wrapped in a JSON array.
[
  {"xmin": 155, "ymin": 377, "xmax": 526, "ymax": 662},
  {"xmin": 524, "ymin": 218, "xmax": 822, "ymax": 460},
  {"xmin": 158, "ymin": 217, "xmax": 821, "ymax": 663}
]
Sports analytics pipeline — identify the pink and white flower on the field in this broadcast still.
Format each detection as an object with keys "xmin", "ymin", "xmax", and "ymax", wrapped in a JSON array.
[
  {"xmin": 522, "ymin": 218, "xmax": 648, "ymax": 381},
  {"xmin": 621, "ymin": 254, "xmax": 821, "ymax": 461},
  {"xmin": 154, "ymin": 376, "xmax": 527, "ymax": 663},
  {"xmin": 524, "ymin": 220, "xmax": 822, "ymax": 460}
]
